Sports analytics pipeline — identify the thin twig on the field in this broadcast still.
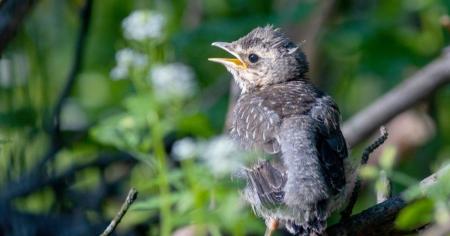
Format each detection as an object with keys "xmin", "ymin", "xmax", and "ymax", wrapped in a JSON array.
[
  {"xmin": 340, "ymin": 127, "xmax": 389, "ymax": 220},
  {"xmin": 100, "ymin": 188, "xmax": 138, "ymax": 236},
  {"xmin": 339, "ymin": 180, "xmax": 361, "ymax": 221},
  {"xmin": 360, "ymin": 126, "xmax": 389, "ymax": 165}
]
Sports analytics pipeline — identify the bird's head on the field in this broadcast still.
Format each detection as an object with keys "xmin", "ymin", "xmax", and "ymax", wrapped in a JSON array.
[{"xmin": 209, "ymin": 26, "xmax": 308, "ymax": 93}]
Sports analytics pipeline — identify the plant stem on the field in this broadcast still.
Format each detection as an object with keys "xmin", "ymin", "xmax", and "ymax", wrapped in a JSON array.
[{"xmin": 151, "ymin": 114, "xmax": 172, "ymax": 236}]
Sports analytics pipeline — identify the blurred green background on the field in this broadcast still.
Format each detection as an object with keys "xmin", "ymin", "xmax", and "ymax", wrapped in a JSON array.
[{"xmin": 1, "ymin": 0, "xmax": 450, "ymax": 235}]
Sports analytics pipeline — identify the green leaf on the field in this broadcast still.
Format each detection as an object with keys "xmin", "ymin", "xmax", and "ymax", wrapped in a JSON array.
[
  {"xmin": 402, "ymin": 163, "xmax": 450, "ymax": 201},
  {"xmin": 395, "ymin": 198, "xmax": 434, "ymax": 230},
  {"xmin": 124, "ymin": 93, "xmax": 158, "ymax": 120},
  {"xmin": 426, "ymin": 165, "xmax": 450, "ymax": 201},
  {"xmin": 359, "ymin": 165, "xmax": 379, "ymax": 180},
  {"xmin": 379, "ymin": 145, "xmax": 397, "ymax": 171},
  {"xmin": 131, "ymin": 193, "xmax": 184, "ymax": 211},
  {"xmin": 403, "ymin": 184, "xmax": 423, "ymax": 201},
  {"xmin": 90, "ymin": 113, "xmax": 152, "ymax": 151}
]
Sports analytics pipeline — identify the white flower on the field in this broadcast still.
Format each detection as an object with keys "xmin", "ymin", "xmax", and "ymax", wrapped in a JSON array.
[
  {"xmin": 122, "ymin": 10, "xmax": 165, "ymax": 41},
  {"xmin": 172, "ymin": 138, "xmax": 197, "ymax": 160},
  {"xmin": 110, "ymin": 48, "xmax": 148, "ymax": 80},
  {"xmin": 200, "ymin": 135, "xmax": 245, "ymax": 177},
  {"xmin": 150, "ymin": 63, "xmax": 196, "ymax": 101},
  {"xmin": 116, "ymin": 48, "xmax": 148, "ymax": 67},
  {"xmin": 172, "ymin": 135, "xmax": 255, "ymax": 177},
  {"xmin": 110, "ymin": 66, "xmax": 128, "ymax": 80}
]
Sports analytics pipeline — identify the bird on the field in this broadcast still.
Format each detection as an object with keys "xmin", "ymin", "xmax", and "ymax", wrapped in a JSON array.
[{"xmin": 208, "ymin": 26, "xmax": 356, "ymax": 236}]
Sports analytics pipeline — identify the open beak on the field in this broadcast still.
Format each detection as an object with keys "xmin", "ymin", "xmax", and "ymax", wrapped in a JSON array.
[{"xmin": 208, "ymin": 42, "xmax": 247, "ymax": 69}]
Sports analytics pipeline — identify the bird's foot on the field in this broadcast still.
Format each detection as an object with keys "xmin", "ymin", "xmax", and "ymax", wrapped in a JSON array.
[{"xmin": 264, "ymin": 218, "xmax": 279, "ymax": 236}]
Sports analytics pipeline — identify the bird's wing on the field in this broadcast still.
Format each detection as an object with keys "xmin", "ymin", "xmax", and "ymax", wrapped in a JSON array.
[
  {"xmin": 277, "ymin": 95, "xmax": 347, "ymax": 208},
  {"xmin": 311, "ymin": 97, "xmax": 348, "ymax": 194},
  {"xmin": 231, "ymin": 94, "xmax": 287, "ymax": 208},
  {"xmin": 316, "ymin": 130, "xmax": 347, "ymax": 194},
  {"xmin": 245, "ymin": 160, "xmax": 286, "ymax": 208}
]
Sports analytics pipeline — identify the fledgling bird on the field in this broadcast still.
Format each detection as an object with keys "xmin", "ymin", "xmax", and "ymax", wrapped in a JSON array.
[{"xmin": 209, "ymin": 26, "xmax": 356, "ymax": 236}]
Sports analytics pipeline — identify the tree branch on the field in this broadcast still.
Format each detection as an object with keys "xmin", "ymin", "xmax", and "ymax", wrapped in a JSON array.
[
  {"xmin": 0, "ymin": 0, "xmax": 95, "ymax": 205},
  {"xmin": 330, "ymin": 196, "xmax": 406, "ymax": 236},
  {"xmin": 45, "ymin": 0, "xmax": 93, "ymax": 154},
  {"xmin": 343, "ymin": 48, "xmax": 450, "ymax": 148},
  {"xmin": 0, "ymin": 0, "xmax": 37, "ymax": 54},
  {"xmin": 100, "ymin": 188, "xmax": 138, "ymax": 236},
  {"xmin": 327, "ymin": 164, "xmax": 450, "ymax": 235},
  {"xmin": 31, "ymin": 0, "xmax": 93, "ymax": 175},
  {"xmin": 51, "ymin": 0, "xmax": 93, "ymax": 137},
  {"xmin": 0, "ymin": 153, "xmax": 133, "ymax": 202}
]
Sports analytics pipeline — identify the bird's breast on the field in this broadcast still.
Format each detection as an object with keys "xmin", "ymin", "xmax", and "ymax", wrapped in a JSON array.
[{"xmin": 230, "ymin": 96, "xmax": 282, "ymax": 153}]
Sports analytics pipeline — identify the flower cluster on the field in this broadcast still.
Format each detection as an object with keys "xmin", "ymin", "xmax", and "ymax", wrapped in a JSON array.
[
  {"xmin": 110, "ymin": 48, "xmax": 148, "ymax": 80},
  {"xmin": 149, "ymin": 63, "xmax": 196, "ymax": 102},
  {"xmin": 171, "ymin": 138, "xmax": 197, "ymax": 160},
  {"xmin": 111, "ymin": 10, "xmax": 197, "ymax": 102},
  {"xmin": 172, "ymin": 135, "xmax": 247, "ymax": 177},
  {"xmin": 122, "ymin": 10, "xmax": 165, "ymax": 41}
]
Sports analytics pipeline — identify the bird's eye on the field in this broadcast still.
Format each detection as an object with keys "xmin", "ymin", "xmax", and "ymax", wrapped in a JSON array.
[{"xmin": 248, "ymin": 53, "xmax": 259, "ymax": 63}]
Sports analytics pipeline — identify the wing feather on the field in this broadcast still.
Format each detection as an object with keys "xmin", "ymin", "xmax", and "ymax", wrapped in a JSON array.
[{"xmin": 311, "ymin": 97, "xmax": 348, "ymax": 194}]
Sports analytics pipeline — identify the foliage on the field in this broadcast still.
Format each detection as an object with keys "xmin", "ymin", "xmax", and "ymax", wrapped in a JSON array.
[
  {"xmin": 397, "ymin": 163, "xmax": 450, "ymax": 230},
  {"xmin": 360, "ymin": 146, "xmax": 450, "ymax": 230}
]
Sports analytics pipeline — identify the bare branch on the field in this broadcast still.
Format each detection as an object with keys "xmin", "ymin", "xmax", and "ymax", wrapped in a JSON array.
[
  {"xmin": 332, "ymin": 196, "xmax": 407, "ymax": 236},
  {"xmin": 343, "ymin": 49, "xmax": 450, "ymax": 148},
  {"xmin": 328, "ymin": 164, "xmax": 450, "ymax": 235},
  {"xmin": 100, "ymin": 188, "xmax": 138, "ymax": 236},
  {"xmin": 35, "ymin": 0, "xmax": 93, "ymax": 170},
  {"xmin": 51, "ymin": 0, "xmax": 93, "ymax": 136},
  {"xmin": 0, "ymin": 0, "xmax": 37, "ymax": 54},
  {"xmin": 360, "ymin": 126, "xmax": 389, "ymax": 165},
  {"xmin": 339, "ymin": 180, "xmax": 361, "ymax": 221}
]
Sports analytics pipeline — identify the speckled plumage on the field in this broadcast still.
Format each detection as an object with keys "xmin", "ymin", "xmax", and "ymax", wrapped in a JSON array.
[
  {"xmin": 210, "ymin": 26, "xmax": 355, "ymax": 235},
  {"xmin": 233, "ymin": 80, "xmax": 352, "ymax": 235}
]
